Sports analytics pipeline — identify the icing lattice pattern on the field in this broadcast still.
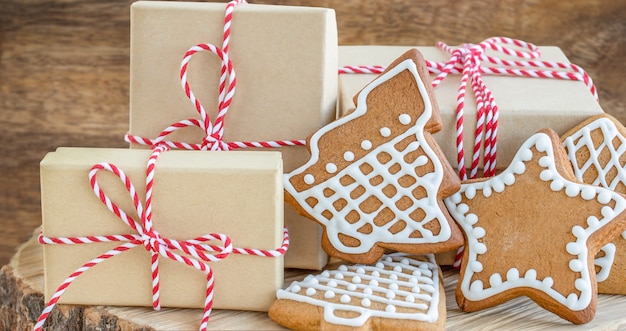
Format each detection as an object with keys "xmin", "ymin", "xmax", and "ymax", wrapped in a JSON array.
[{"xmin": 276, "ymin": 253, "xmax": 440, "ymax": 327}]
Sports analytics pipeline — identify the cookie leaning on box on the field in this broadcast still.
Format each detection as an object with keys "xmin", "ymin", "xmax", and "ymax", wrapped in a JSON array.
[
  {"xmin": 283, "ymin": 49, "xmax": 464, "ymax": 264},
  {"xmin": 445, "ymin": 128, "xmax": 626, "ymax": 324}
]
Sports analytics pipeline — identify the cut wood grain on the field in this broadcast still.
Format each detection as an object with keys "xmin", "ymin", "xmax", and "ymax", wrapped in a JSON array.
[{"xmin": 3, "ymin": 229, "xmax": 626, "ymax": 330}]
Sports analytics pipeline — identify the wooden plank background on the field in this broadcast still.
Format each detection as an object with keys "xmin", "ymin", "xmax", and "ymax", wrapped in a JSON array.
[{"xmin": 0, "ymin": 0, "xmax": 624, "ymax": 267}]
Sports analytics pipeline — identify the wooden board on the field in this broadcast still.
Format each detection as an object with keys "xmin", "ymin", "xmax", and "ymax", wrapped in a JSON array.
[{"xmin": 3, "ymin": 229, "xmax": 626, "ymax": 330}]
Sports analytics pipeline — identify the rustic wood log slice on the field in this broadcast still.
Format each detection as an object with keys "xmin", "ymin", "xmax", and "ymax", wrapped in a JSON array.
[{"xmin": 3, "ymin": 229, "xmax": 626, "ymax": 330}]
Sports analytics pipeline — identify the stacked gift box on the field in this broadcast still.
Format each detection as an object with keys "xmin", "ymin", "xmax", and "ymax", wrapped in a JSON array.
[{"xmin": 36, "ymin": 0, "xmax": 625, "ymax": 330}]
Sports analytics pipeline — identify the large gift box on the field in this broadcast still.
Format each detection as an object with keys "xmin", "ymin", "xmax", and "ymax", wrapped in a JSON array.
[
  {"xmin": 338, "ymin": 45, "xmax": 604, "ymax": 171},
  {"xmin": 128, "ymin": 1, "xmax": 338, "ymax": 269},
  {"xmin": 40, "ymin": 147, "xmax": 284, "ymax": 311}
]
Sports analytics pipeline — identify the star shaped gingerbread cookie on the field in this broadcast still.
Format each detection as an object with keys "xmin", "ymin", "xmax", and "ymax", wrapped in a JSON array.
[
  {"xmin": 284, "ymin": 49, "xmax": 463, "ymax": 264},
  {"xmin": 562, "ymin": 113, "xmax": 626, "ymax": 295},
  {"xmin": 444, "ymin": 129, "xmax": 626, "ymax": 324}
]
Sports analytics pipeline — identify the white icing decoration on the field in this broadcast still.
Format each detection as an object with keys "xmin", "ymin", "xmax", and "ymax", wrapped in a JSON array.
[
  {"xmin": 275, "ymin": 253, "xmax": 440, "ymax": 326},
  {"xmin": 563, "ymin": 117, "xmax": 626, "ymax": 282},
  {"xmin": 283, "ymin": 58, "xmax": 453, "ymax": 255},
  {"xmin": 399, "ymin": 114, "xmax": 411, "ymax": 125},
  {"xmin": 380, "ymin": 127, "xmax": 391, "ymax": 137},
  {"xmin": 361, "ymin": 140, "xmax": 373, "ymax": 150},
  {"xmin": 344, "ymin": 151, "xmax": 355, "ymax": 162},
  {"xmin": 595, "ymin": 243, "xmax": 616, "ymax": 282},
  {"xmin": 304, "ymin": 174, "xmax": 315, "ymax": 185},
  {"xmin": 443, "ymin": 131, "xmax": 626, "ymax": 311},
  {"xmin": 326, "ymin": 163, "xmax": 338, "ymax": 174}
]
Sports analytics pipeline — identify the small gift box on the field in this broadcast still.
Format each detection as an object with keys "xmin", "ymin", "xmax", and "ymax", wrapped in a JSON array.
[
  {"xmin": 128, "ymin": 1, "xmax": 338, "ymax": 269},
  {"xmin": 338, "ymin": 42, "xmax": 604, "ymax": 174},
  {"xmin": 40, "ymin": 147, "xmax": 285, "ymax": 311}
]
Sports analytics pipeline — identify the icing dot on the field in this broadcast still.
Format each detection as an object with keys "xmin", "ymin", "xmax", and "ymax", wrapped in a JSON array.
[
  {"xmin": 340, "ymin": 294, "xmax": 351, "ymax": 303},
  {"xmin": 386, "ymin": 304, "xmax": 396, "ymax": 313},
  {"xmin": 538, "ymin": 156, "xmax": 552, "ymax": 168},
  {"xmin": 421, "ymin": 269, "xmax": 433, "ymax": 278},
  {"xmin": 361, "ymin": 140, "xmax": 373, "ymax": 150},
  {"xmin": 569, "ymin": 259, "xmax": 584, "ymax": 272},
  {"xmin": 512, "ymin": 161, "xmax": 526, "ymax": 174},
  {"xmin": 587, "ymin": 216, "xmax": 600, "ymax": 228},
  {"xmin": 291, "ymin": 285, "xmax": 301, "ymax": 293},
  {"xmin": 464, "ymin": 186, "xmax": 477, "ymax": 199},
  {"xmin": 412, "ymin": 286, "xmax": 421, "ymax": 294},
  {"xmin": 465, "ymin": 213, "xmax": 479, "ymax": 225},
  {"xmin": 393, "ymin": 265, "xmax": 402, "ymax": 272},
  {"xmin": 352, "ymin": 276, "xmax": 362, "ymax": 284},
  {"xmin": 405, "ymin": 295, "xmax": 415, "ymax": 303},
  {"xmin": 502, "ymin": 173, "xmax": 516, "ymax": 186},
  {"xmin": 448, "ymin": 192, "xmax": 462, "ymax": 204},
  {"xmin": 321, "ymin": 271, "xmax": 330, "ymax": 278},
  {"xmin": 389, "ymin": 274, "xmax": 398, "ymax": 281},
  {"xmin": 408, "ymin": 277, "xmax": 418, "ymax": 284},
  {"xmin": 506, "ymin": 268, "xmax": 520, "ymax": 281},
  {"xmin": 565, "ymin": 184, "xmax": 581, "ymax": 197},
  {"xmin": 566, "ymin": 293, "xmax": 578, "ymax": 307},
  {"xmin": 372, "ymin": 271, "xmax": 380, "ymax": 277},
  {"xmin": 325, "ymin": 163, "xmax": 337, "ymax": 174},
  {"xmin": 344, "ymin": 151, "xmax": 355, "ymax": 162},
  {"xmin": 601, "ymin": 206, "xmax": 616, "ymax": 219},
  {"xmin": 598, "ymin": 191, "xmax": 612, "ymax": 204},
  {"xmin": 369, "ymin": 279, "xmax": 379, "ymax": 287},
  {"xmin": 525, "ymin": 269, "xmax": 537, "ymax": 281},
  {"xmin": 470, "ymin": 280, "xmax": 484, "ymax": 292},
  {"xmin": 347, "ymin": 284, "xmax": 357, "ymax": 291},
  {"xmin": 492, "ymin": 179, "xmax": 505, "ymax": 193},
  {"xmin": 389, "ymin": 283, "xmax": 399, "ymax": 291},
  {"xmin": 380, "ymin": 127, "xmax": 391, "ymax": 137},
  {"xmin": 338, "ymin": 265, "xmax": 348, "ymax": 272},
  {"xmin": 386, "ymin": 291, "xmax": 395, "ymax": 299},
  {"xmin": 483, "ymin": 186, "xmax": 492, "ymax": 197},
  {"xmin": 470, "ymin": 261, "xmax": 483, "ymax": 272},
  {"xmin": 361, "ymin": 298, "xmax": 371, "ymax": 307},
  {"xmin": 572, "ymin": 225, "xmax": 586, "ymax": 238},
  {"xmin": 550, "ymin": 179, "xmax": 565, "ymax": 192},
  {"xmin": 581, "ymin": 186, "xmax": 596, "ymax": 200},
  {"xmin": 385, "ymin": 256, "xmax": 393, "ymax": 262},
  {"xmin": 399, "ymin": 114, "xmax": 412, "ymax": 125},
  {"xmin": 303, "ymin": 174, "xmax": 315, "ymax": 185},
  {"xmin": 356, "ymin": 267, "xmax": 366, "ymax": 274},
  {"xmin": 566, "ymin": 242, "xmax": 581, "ymax": 255},
  {"xmin": 535, "ymin": 136, "xmax": 550, "ymax": 152},
  {"xmin": 575, "ymin": 278, "xmax": 590, "ymax": 292},
  {"xmin": 519, "ymin": 149, "xmax": 533, "ymax": 162},
  {"xmin": 542, "ymin": 277, "xmax": 554, "ymax": 289},
  {"xmin": 363, "ymin": 288, "xmax": 373, "ymax": 295},
  {"xmin": 540, "ymin": 169, "xmax": 553, "ymax": 182},
  {"xmin": 457, "ymin": 203, "xmax": 470, "ymax": 214},
  {"xmin": 327, "ymin": 280, "xmax": 338, "ymax": 288},
  {"xmin": 473, "ymin": 242, "xmax": 487, "ymax": 255},
  {"xmin": 324, "ymin": 290, "xmax": 335, "ymax": 299},
  {"xmin": 375, "ymin": 262, "xmax": 384, "ymax": 269},
  {"xmin": 306, "ymin": 288, "xmax": 316, "ymax": 296},
  {"xmin": 401, "ymin": 258, "xmax": 410, "ymax": 265},
  {"xmin": 489, "ymin": 273, "xmax": 502, "ymax": 287},
  {"xmin": 334, "ymin": 273, "xmax": 344, "ymax": 280},
  {"xmin": 412, "ymin": 269, "xmax": 422, "ymax": 277},
  {"xmin": 472, "ymin": 227, "xmax": 486, "ymax": 239}
]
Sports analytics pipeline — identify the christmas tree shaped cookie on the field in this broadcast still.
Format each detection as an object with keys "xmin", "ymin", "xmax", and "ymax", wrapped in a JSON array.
[
  {"xmin": 445, "ymin": 129, "xmax": 626, "ymax": 324},
  {"xmin": 562, "ymin": 114, "xmax": 626, "ymax": 295},
  {"xmin": 284, "ymin": 49, "xmax": 463, "ymax": 264}
]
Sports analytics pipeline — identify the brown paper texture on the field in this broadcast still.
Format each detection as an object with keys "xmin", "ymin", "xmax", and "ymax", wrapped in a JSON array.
[
  {"xmin": 129, "ymin": 1, "xmax": 335, "ymax": 269},
  {"xmin": 41, "ymin": 147, "xmax": 284, "ymax": 311},
  {"xmin": 338, "ymin": 45, "xmax": 604, "ymax": 170}
]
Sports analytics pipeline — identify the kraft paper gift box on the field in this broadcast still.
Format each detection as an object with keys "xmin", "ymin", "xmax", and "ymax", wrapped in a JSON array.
[
  {"xmin": 338, "ymin": 45, "xmax": 604, "ymax": 172},
  {"xmin": 128, "ymin": 1, "xmax": 337, "ymax": 269},
  {"xmin": 41, "ymin": 147, "xmax": 284, "ymax": 311}
]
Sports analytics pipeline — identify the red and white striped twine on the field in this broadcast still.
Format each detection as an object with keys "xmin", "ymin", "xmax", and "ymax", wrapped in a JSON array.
[
  {"xmin": 35, "ymin": 144, "xmax": 289, "ymax": 331},
  {"xmin": 339, "ymin": 36, "xmax": 598, "ymax": 267},
  {"xmin": 125, "ymin": 0, "xmax": 304, "ymax": 151}
]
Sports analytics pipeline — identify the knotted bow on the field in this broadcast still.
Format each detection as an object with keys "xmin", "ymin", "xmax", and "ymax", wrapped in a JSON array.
[{"xmin": 36, "ymin": 145, "xmax": 290, "ymax": 331}]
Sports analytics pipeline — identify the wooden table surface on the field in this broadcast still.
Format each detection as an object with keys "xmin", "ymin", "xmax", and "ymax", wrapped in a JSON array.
[{"xmin": 1, "ymin": 0, "xmax": 625, "ymax": 268}]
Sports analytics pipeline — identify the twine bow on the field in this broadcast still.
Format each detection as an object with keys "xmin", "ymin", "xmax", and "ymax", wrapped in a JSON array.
[
  {"xmin": 125, "ymin": 0, "xmax": 305, "ymax": 151},
  {"xmin": 35, "ymin": 145, "xmax": 290, "ymax": 331}
]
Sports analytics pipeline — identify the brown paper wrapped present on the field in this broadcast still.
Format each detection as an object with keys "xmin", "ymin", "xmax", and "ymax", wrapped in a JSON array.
[
  {"xmin": 128, "ymin": 1, "xmax": 338, "ymax": 269},
  {"xmin": 40, "ymin": 147, "xmax": 284, "ymax": 311}
]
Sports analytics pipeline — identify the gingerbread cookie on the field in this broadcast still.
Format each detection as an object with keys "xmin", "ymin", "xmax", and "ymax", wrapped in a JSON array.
[
  {"xmin": 444, "ymin": 129, "xmax": 626, "ymax": 324},
  {"xmin": 284, "ymin": 49, "xmax": 463, "ymax": 264},
  {"xmin": 268, "ymin": 253, "xmax": 445, "ymax": 331},
  {"xmin": 562, "ymin": 113, "xmax": 626, "ymax": 295}
]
